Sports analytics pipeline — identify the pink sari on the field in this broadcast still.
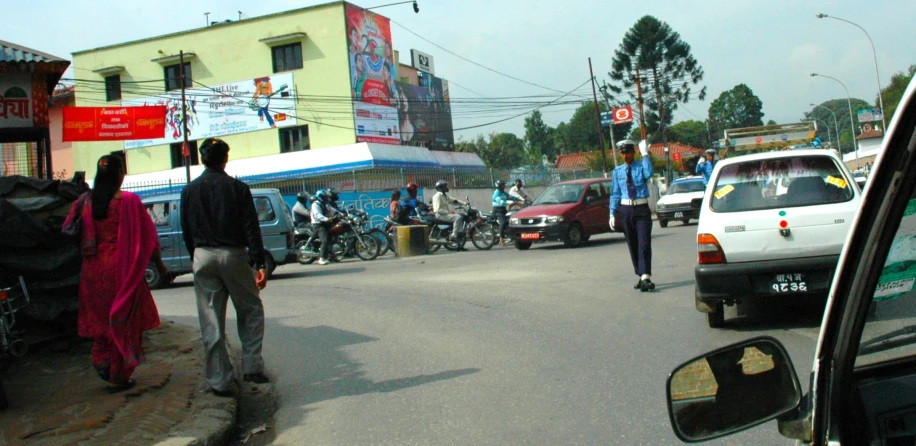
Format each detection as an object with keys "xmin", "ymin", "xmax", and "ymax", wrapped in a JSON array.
[{"xmin": 64, "ymin": 191, "xmax": 161, "ymax": 380}]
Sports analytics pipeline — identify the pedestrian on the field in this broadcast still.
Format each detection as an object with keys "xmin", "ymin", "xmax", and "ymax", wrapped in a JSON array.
[
  {"xmin": 609, "ymin": 139, "xmax": 656, "ymax": 292},
  {"xmin": 696, "ymin": 149, "xmax": 717, "ymax": 186},
  {"xmin": 179, "ymin": 138, "xmax": 270, "ymax": 397},
  {"xmin": 63, "ymin": 155, "xmax": 164, "ymax": 392},
  {"xmin": 492, "ymin": 179, "xmax": 520, "ymax": 246}
]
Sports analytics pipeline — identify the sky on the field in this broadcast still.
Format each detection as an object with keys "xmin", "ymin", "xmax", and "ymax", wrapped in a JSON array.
[{"xmin": 10, "ymin": 0, "xmax": 916, "ymax": 142}]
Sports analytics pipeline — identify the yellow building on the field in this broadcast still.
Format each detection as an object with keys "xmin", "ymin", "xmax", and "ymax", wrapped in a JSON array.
[{"xmin": 71, "ymin": 1, "xmax": 357, "ymax": 179}]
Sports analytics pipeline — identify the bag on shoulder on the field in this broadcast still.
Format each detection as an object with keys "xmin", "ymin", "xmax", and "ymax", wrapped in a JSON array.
[{"xmin": 61, "ymin": 193, "xmax": 89, "ymax": 240}]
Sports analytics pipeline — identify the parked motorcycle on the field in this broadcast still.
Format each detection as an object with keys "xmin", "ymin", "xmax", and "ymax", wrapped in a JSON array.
[
  {"xmin": 0, "ymin": 276, "xmax": 30, "ymax": 371},
  {"xmin": 297, "ymin": 209, "xmax": 380, "ymax": 264}
]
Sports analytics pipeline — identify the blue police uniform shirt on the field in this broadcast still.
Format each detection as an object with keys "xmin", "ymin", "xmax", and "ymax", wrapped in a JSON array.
[
  {"xmin": 696, "ymin": 160, "xmax": 715, "ymax": 185},
  {"xmin": 609, "ymin": 156, "xmax": 654, "ymax": 215},
  {"xmin": 492, "ymin": 189, "xmax": 513, "ymax": 208}
]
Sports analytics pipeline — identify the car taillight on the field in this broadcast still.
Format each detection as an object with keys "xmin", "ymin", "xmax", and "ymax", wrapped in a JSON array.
[
  {"xmin": 0, "ymin": 290, "xmax": 7, "ymax": 301},
  {"xmin": 698, "ymin": 233, "xmax": 726, "ymax": 264}
]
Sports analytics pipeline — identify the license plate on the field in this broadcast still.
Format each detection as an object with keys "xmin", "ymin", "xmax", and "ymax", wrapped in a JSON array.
[
  {"xmin": 674, "ymin": 212, "xmax": 684, "ymax": 218},
  {"xmin": 520, "ymin": 233, "xmax": 540, "ymax": 241},
  {"xmin": 770, "ymin": 274, "xmax": 808, "ymax": 293}
]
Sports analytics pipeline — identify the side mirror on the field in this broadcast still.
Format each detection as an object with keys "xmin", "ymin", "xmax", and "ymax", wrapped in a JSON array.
[
  {"xmin": 667, "ymin": 337, "xmax": 801, "ymax": 443},
  {"xmin": 690, "ymin": 197, "xmax": 703, "ymax": 209}
]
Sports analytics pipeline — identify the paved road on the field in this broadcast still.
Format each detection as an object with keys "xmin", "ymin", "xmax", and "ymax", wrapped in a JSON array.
[{"xmin": 153, "ymin": 223, "xmax": 825, "ymax": 445}]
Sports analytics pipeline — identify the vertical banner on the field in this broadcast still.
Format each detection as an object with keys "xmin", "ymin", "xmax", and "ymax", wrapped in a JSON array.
[
  {"xmin": 346, "ymin": 3, "xmax": 400, "ymax": 144},
  {"xmin": 395, "ymin": 73, "xmax": 454, "ymax": 151}
]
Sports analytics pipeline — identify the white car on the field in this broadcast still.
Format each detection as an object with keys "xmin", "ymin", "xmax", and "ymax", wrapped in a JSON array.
[
  {"xmin": 655, "ymin": 176, "xmax": 706, "ymax": 227},
  {"xmin": 694, "ymin": 149, "xmax": 862, "ymax": 327}
]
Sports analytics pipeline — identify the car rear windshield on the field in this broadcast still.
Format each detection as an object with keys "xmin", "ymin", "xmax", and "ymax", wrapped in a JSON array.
[
  {"xmin": 710, "ymin": 155, "xmax": 855, "ymax": 213},
  {"xmin": 669, "ymin": 181, "xmax": 706, "ymax": 194},
  {"xmin": 533, "ymin": 184, "xmax": 585, "ymax": 205}
]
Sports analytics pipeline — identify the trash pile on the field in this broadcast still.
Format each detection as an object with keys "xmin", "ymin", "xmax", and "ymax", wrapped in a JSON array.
[{"xmin": 0, "ymin": 175, "xmax": 89, "ymax": 323}]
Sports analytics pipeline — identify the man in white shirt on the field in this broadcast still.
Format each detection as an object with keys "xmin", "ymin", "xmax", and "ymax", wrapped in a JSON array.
[
  {"xmin": 432, "ymin": 180, "xmax": 468, "ymax": 241},
  {"xmin": 508, "ymin": 179, "xmax": 532, "ymax": 210}
]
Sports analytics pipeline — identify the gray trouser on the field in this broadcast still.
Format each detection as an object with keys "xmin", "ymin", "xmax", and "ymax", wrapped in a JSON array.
[
  {"xmin": 436, "ymin": 213, "xmax": 465, "ymax": 238},
  {"xmin": 193, "ymin": 247, "xmax": 265, "ymax": 391}
]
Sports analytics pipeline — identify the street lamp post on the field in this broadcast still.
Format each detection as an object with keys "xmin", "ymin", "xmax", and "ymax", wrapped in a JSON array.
[
  {"xmin": 811, "ymin": 103, "xmax": 842, "ymax": 154},
  {"xmin": 367, "ymin": 0, "xmax": 419, "ymax": 12},
  {"xmin": 811, "ymin": 73, "xmax": 860, "ymax": 169},
  {"xmin": 805, "ymin": 117, "xmax": 833, "ymax": 150}
]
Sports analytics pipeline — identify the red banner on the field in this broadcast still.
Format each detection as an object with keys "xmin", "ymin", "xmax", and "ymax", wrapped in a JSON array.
[{"xmin": 62, "ymin": 106, "xmax": 167, "ymax": 142}]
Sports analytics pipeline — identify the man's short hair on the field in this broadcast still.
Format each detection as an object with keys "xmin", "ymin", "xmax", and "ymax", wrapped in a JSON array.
[{"xmin": 200, "ymin": 138, "xmax": 230, "ymax": 168}]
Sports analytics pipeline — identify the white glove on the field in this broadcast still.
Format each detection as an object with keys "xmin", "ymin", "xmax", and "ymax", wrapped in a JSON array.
[
  {"xmin": 638, "ymin": 140, "xmax": 649, "ymax": 157},
  {"xmin": 608, "ymin": 215, "xmax": 615, "ymax": 231},
  {"xmin": 698, "ymin": 157, "xmax": 706, "ymax": 165}
]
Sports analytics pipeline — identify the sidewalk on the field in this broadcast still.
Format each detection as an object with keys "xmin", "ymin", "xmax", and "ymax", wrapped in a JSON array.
[{"xmin": 0, "ymin": 322, "xmax": 236, "ymax": 445}]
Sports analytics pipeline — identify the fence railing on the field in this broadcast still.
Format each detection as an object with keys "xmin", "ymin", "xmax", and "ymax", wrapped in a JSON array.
[{"xmin": 121, "ymin": 167, "xmax": 607, "ymax": 199}]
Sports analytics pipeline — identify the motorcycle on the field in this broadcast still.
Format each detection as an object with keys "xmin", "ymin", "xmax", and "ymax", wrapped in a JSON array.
[
  {"xmin": 297, "ymin": 209, "xmax": 380, "ymax": 264},
  {"xmin": 0, "ymin": 276, "xmax": 30, "ymax": 371},
  {"xmin": 416, "ymin": 198, "xmax": 496, "ymax": 252},
  {"xmin": 483, "ymin": 200, "xmax": 528, "ymax": 245}
]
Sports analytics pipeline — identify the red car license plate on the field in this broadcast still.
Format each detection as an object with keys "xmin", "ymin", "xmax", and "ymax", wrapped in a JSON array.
[{"xmin": 520, "ymin": 233, "xmax": 540, "ymax": 241}]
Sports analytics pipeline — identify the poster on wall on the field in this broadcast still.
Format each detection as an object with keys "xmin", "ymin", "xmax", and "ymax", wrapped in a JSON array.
[
  {"xmin": 395, "ymin": 73, "xmax": 454, "ymax": 151},
  {"xmin": 62, "ymin": 106, "xmax": 167, "ymax": 141},
  {"xmin": 346, "ymin": 3, "xmax": 400, "ymax": 144},
  {"xmin": 121, "ymin": 72, "xmax": 297, "ymax": 149},
  {"xmin": 0, "ymin": 72, "xmax": 32, "ymax": 129}
]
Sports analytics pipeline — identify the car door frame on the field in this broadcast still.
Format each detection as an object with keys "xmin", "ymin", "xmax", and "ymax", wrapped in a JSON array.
[
  {"xmin": 581, "ymin": 181, "xmax": 607, "ymax": 234},
  {"xmin": 779, "ymin": 78, "xmax": 916, "ymax": 444}
]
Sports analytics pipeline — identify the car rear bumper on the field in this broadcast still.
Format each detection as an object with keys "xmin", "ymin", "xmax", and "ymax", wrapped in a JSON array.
[
  {"xmin": 657, "ymin": 208, "xmax": 700, "ymax": 221},
  {"xmin": 695, "ymin": 254, "xmax": 840, "ymax": 303},
  {"xmin": 509, "ymin": 222, "xmax": 568, "ymax": 242}
]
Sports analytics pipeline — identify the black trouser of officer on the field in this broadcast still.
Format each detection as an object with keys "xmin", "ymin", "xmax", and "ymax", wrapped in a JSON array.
[
  {"xmin": 493, "ymin": 206, "xmax": 509, "ymax": 239},
  {"xmin": 618, "ymin": 203, "xmax": 652, "ymax": 276},
  {"xmin": 311, "ymin": 223, "xmax": 330, "ymax": 259}
]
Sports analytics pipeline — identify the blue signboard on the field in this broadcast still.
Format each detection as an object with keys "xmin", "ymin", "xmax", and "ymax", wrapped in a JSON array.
[
  {"xmin": 282, "ymin": 190, "xmax": 424, "ymax": 229},
  {"xmin": 600, "ymin": 111, "xmax": 613, "ymax": 127}
]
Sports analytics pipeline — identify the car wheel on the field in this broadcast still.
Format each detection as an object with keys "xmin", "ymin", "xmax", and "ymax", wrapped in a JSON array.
[
  {"xmin": 659, "ymin": 219, "xmax": 668, "ymax": 228},
  {"xmin": 263, "ymin": 253, "xmax": 277, "ymax": 278},
  {"xmin": 706, "ymin": 302, "xmax": 726, "ymax": 328},
  {"xmin": 514, "ymin": 239, "xmax": 532, "ymax": 250},
  {"xmin": 562, "ymin": 223, "xmax": 584, "ymax": 248},
  {"xmin": 145, "ymin": 262, "xmax": 165, "ymax": 290}
]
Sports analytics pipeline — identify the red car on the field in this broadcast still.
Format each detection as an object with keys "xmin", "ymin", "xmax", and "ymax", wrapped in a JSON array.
[{"xmin": 508, "ymin": 178, "xmax": 617, "ymax": 249}]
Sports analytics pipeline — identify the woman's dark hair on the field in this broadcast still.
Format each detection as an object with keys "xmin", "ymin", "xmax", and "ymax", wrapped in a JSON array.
[
  {"xmin": 199, "ymin": 138, "xmax": 230, "ymax": 168},
  {"xmin": 391, "ymin": 189, "xmax": 401, "ymax": 201},
  {"xmin": 91, "ymin": 155, "xmax": 125, "ymax": 220}
]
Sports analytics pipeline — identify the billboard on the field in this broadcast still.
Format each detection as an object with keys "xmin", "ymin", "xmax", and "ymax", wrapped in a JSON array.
[
  {"xmin": 121, "ymin": 72, "xmax": 297, "ymax": 149},
  {"xmin": 346, "ymin": 3, "xmax": 400, "ymax": 144},
  {"xmin": 857, "ymin": 108, "xmax": 884, "ymax": 123},
  {"xmin": 62, "ymin": 106, "xmax": 167, "ymax": 141},
  {"xmin": 411, "ymin": 49, "xmax": 435, "ymax": 75},
  {"xmin": 395, "ymin": 73, "xmax": 454, "ymax": 151}
]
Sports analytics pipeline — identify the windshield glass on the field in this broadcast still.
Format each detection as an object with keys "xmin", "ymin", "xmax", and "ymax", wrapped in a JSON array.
[
  {"xmin": 669, "ymin": 180, "xmax": 706, "ymax": 194},
  {"xmin": 710, "ymin": 154, "xmax": 855, "ymax": 213},
  {"xmin": 533, "ymin": 184, "xmax": 585, "ymax": 205},
  {"xmin": 856, "ymin": 193, "xmax": 916, "ymax": 367}
]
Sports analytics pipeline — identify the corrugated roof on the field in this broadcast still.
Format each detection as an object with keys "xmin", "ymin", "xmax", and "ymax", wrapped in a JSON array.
[
  {"xmin": 555, "ymin": 152, "xmax": 592, "ymax": 169},
  {"xmin": 0, "ymin": 39, "xmax": 68, "ymax": 64},
  {"xmin": 855, "ymin": 129, "xmax": 884, "ymax": 141}
]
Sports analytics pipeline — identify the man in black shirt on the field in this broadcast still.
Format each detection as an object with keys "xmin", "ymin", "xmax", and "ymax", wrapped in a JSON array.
[{"xmin": 180, "ymin": 138, "xmax": 269, "ymax": 396}]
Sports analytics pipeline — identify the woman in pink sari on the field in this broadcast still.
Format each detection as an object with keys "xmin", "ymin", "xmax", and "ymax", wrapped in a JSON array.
[{"xmin": 63, "ymin": 155, "xmax": 166, "ymax": 391}]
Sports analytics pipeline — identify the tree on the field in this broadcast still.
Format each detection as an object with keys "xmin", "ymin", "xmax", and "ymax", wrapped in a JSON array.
[
  {"xmin": 804, "ymin": 98, "xmax": 870, "ymax": 154},
  {"xmin": 567, "ymin": 101, "xmax": 607, "ymax": 154},
  {"xmin": 552, "ymin": 122, "xmax": 571, "ymax": 156},
  {"xmin": 485, "ymin": 132, "xmax": 525, "ymax": 170},
  {"xmin": 766, "ymin": 119, "xmax": 777, "ymax": 126},
  {"xmin": 524, "ymin": 110, "xmax": 556, "ymax": 165},
  {"xmin": 707, "ymin": 84, "xmax": 765, "ymax": 137},
  {"xmin": 606, "ymin": 15, "xmax": 706, "ymax": 145},
  {"xmin": 667, "ymin": 120, "xmax": 709, "ymax": 149},
  {"xmin": 880, "ymin": 65, "xmax": 916, "ymax": 124}
]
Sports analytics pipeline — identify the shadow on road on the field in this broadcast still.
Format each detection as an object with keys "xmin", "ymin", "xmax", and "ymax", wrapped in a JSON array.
[
  {"xmin": 653, "ymin": 279, "xmax": 695, "ymax": 292},
  {"xmin": 726, "ymin": 297, "xmax": 827, "ymax": 331},
  {"xmin": 273, "ymin": 266, "xmax": 367, "ymax": 279}
]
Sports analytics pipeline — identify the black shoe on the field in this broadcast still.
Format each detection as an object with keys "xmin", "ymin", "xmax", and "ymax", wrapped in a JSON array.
[
  {"xmin": 243, "ymin": 373, "xmax": 270, "ymax": 384},
  {"xmin": 210, "ymin": 387, "xmax": 235, "ymax": 398},
  {"xmin": 640, "ymin": 279, "xmax": 655, "ymax": 292},
  {"xmin": 634, "ymin": 279, "xmax": 644, "ymax": 289}
]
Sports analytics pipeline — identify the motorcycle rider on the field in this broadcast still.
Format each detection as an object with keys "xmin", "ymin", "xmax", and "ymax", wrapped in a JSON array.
[
  {"xmin": 432, "ymin": 180, "xmax": 468, "ymax": 241},
  {"xmin": 398, "ymin": 182, "xmax": 427, "ymax": 223},
  {"xmin": 492, "ymin": 179, "xmax": 522, "ymax": 246},
  {"xmin": 292, "ymin": 192, "xmax": 311, "ymax": 227},
  {"xmin": 310, "ymin": 189, "xmax": 339, "ymax": 265},
  {"xmin": 508, "ymin": 179, "xmax": 532, "ymax": 211}
]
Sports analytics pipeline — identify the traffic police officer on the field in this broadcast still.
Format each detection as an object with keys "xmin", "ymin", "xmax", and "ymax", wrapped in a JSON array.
[
  {"xmin": 695, "ymin": 148, "xmax": 717, "ymax": 186},
  {"xmin": 609, "ymin": 139, "xmax": 655, "ymax": 291}
]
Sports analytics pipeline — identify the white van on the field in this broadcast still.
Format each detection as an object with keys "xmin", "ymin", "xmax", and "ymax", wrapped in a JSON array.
[{"xmin": 694, "ymin": 149, "xmax": 862, "ymax": 327}]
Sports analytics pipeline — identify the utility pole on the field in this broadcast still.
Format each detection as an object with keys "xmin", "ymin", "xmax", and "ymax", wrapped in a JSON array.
[
  {"xmin": 599, "ymin": 82, "xmax": 618, "ymax": 169},
  {"xmin": 180, "ymin": 50, "xmax": 191, "ymax": 183},
  {"xmin": 634, "ymin": 70, "xmax": 647, "ymax": 141},
  {"xmin": 588, "ymin": 58, "xmax": 608, "ymax": 176}
]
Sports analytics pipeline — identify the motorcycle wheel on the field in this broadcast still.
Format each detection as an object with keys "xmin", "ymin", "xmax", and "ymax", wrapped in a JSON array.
[
  {"xmin": 296, "ymin": 240, "xmax": 316, "ymax": 265},
  {"xmin": 368, "ymin": 228, "xmax": 390, "ymax": 256},
  {"xmin": 354, "ymin": 235, "xmax": 380, "ymax": 261},
  {"xmin": 471, "ymin": 223, "xmax": 496, "ymax": 250}
]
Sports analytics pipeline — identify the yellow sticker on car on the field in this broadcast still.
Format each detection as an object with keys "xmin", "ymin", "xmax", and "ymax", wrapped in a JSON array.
[
  {"xmin": 714, "ymin": 184, "xmax": 735, "ymax": 199},
  {"xmin": 826, "ymin": 176, "xmax": 848, "ymax": 189}
]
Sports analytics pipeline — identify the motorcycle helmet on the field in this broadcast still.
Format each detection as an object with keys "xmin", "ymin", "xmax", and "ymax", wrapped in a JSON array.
[
  {"xmin": 328, "ymin": 188, "xmax": 340, "ymax": 202},
  {"xmin": 406, "ymin": 182, "xmax": 419, "ymax": 196},
  {"xmin": 296, "ymin": 192, "xmax": 310, "ymax": 205},
  {"xmin": 435, "ymin": 180, "xmax": 449, "ymax": 192},
  {"xmin": 495, "ymin": 179, "xmax": 506, "ymax": 188},
  {"xmin": 315, "ymin": 189, "xmax": 328, "ymax": 202}
]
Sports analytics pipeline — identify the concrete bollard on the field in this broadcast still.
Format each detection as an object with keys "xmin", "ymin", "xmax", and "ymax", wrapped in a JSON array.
[{"xmin": 394, "ymin": 225, "xmax": 429, "ymax": 257}]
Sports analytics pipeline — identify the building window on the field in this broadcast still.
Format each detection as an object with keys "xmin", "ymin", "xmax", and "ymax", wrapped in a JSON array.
[
  {"xmin": 272, "ymin": 43, "xmax": 303, "ymax": 73},
  {"xmin": 105, "ymin": 75, "xmax": 121, "ymax": 101},
  {"xmin": 170, "ymin": 140, "xmax": 199, "ymax": 169},
  {"xmin": 279, "ymin": 125, "xmax": 309, "ymax": 153},
  {"xmin": 164, "ymin": 62, "xmax": 192, "ymax": 91}
]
